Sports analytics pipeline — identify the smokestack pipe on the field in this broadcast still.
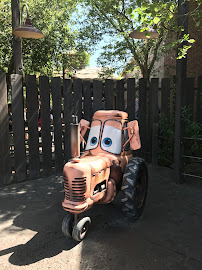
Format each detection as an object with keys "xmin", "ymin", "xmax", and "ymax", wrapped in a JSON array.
[{"xmin": 71, "ymin": 115, "xmax": 80, "ymax": 157}]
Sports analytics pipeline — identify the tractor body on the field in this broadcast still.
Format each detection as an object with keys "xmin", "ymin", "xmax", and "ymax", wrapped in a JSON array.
[{"xmin": 62, "ymin": 110, "xmax": 147, "ymax": 241}]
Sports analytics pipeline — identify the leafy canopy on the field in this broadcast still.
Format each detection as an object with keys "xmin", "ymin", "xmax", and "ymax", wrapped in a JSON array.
[
  {"xmin": 0, "ymin": 0, "xmax": 90, "ymax": 76},
  {"xmin": 76, "ymin": 0, "xmax": 201, "ymax": 78}
]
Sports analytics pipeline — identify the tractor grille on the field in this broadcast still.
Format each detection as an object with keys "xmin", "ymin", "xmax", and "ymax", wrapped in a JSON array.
[{"xmin": 64, "ymin": 176, "xmax": 86, "ymax": 202}]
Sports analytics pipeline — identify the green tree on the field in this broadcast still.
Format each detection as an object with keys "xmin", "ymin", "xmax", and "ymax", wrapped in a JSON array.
[
  {"xmin": 76, "ymin": 0, "xmax": 201, "ymax": 79},
  {"xmin": 0, "ymin": 0, "xmax": 89, "ymax": 76}
]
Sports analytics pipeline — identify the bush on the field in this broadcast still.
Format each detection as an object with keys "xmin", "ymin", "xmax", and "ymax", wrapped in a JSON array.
[{"xmin": 158, "ymin": 107, "xmax": 202, "ymax": 167}]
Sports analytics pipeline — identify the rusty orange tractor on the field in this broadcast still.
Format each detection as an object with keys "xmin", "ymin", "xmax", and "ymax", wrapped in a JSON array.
[{"xmin": 62, "ymin": 110, "xmax": 148, "ymax": 241}]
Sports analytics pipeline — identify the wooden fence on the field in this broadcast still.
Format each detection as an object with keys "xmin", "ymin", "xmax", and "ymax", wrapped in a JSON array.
[{"xmin": 0, "ymin": 72, "xmax": 201, "ymax": 186}]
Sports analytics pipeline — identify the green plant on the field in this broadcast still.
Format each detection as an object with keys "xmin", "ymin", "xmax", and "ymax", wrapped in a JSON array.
[
  {"xmin": 181, "ymin": 106, "xmax": 202, "ymax": 157},
  {"xmin": 158, "ymin": 107, "xmax": 202, "ymax": 167},
  {"xmin": 158, "ymin": 113, "xmax": 174, "ymax": 166}
]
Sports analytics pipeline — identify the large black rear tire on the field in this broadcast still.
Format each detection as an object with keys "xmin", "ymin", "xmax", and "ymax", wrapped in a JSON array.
[{"xmin": 121, "ymin": 157, "xmax": 148, "ymax": 219}]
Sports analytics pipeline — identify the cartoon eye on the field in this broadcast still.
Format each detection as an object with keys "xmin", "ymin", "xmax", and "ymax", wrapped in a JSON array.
[
  {"xmin": 90, "ymin": 137, "xmax": 97, "ymax": 146},
  {"xmin": 102, "ymin": 137, "xmax": 112, "ymax": 147}
]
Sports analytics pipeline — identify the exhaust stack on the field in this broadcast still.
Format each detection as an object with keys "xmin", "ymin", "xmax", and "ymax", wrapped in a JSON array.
[{"xmin": 71, "ymin": 115, "xmax": 80, "ymax": 158}]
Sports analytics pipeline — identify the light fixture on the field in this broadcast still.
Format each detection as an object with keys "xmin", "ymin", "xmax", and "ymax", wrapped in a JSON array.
[
  {"xmin": 12, "ymin": 4, "xmax": 44, "ymax": 39},
  {"xmin": 129, "ymin": 29, "xmax": 159, "ymax": 39}
]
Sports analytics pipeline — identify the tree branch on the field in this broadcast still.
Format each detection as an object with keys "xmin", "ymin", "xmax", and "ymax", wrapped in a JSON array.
[{"xmin": 148, "ymin": 29, "xmax": 165, "ymax": 76}]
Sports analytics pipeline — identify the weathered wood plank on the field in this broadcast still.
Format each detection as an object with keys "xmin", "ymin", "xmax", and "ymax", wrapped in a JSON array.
[
  {"xmin": 127, "ymin": 78, "xmax": 136, "ymax": 121},
  {"xmin": 83, "ymin": 80, "xmax": 92, "ymax": 121},
  {"xmin": 150, "ymin": 78, "xmax": 159, "ymax": 165},
  {"xmin": 26, "ymin": 74, "xmax": 40, "ymax": 179},
  {"xmin": 64, "ymin": 79, "xmax": 72, "ymax": 162},
  {"xmin": 161, "ymin": 78, "xmax": 170, "ymax": 121},
  {"xmin": 0, "ymin": 72, "xmax": 12, "ymax": 185},
  {"xmin": 116, "ymin": 79, "xmax": 125, "ymax": 111},
  {"xmin": 39, "ymin": 76, "xmax": 52, "ymax": 176},
  {"xmin": 197, "ymin": 75, "xmax": 202, "ymax": 124},
  {"xmin": 11, "ymin": 74, "xmax": 26, "ymax": 181},
  {"xmin": 51, "ymin": 77, "xmax": 63, "ymax": 173},
  {"xmin": 73, "ymin": 79, "xmax": 82, "ymax": 121},
  {"xmin": 105, "ymin": 79, "xmax": 114, "ymax": 110},
  {"xmin": 93, "ymin": 80, "xmax": 103, "ymax": 113},
  {"xmin": 138, "ymin": 79, "xmax": 147, "ymax": 160}
]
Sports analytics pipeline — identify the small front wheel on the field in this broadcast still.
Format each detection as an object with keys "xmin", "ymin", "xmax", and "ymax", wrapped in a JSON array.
[
  {"xmin": 62, "ymin": 213, "xmax": 74, "ymax": 237},
  {"xmin": 72, "ymin": 217, "xmax": 91, "ymax": 242}
]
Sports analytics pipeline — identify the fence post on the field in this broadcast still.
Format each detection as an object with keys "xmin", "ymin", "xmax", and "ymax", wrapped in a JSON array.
[
  {"xmin": 138, "ymin": 79, "xmax": 147, "ymax": 160},
  {"xmin": 197, "ymin": 76, "xmax": 202, "ymax": 124},
  {"xmin": 127, "ymin": 78, "xmax": 136, "ymax": 121},
  {"xmin": 174, "ymin": 0, "xmax": 189, "ymax": 184},
  {"xmin": 0, "ymin": 72, "xmax": 12, "ymax": 185},
  {"xmin": 52, "ymin": 77, "xmax": 63, "ymax": 173},
  {"xmin": 11, "ymin": 74, "xmax": 26, "ymax": 181},
  {"xmin": 39, "ymin": 76, "xmax": 52, "ymax": 176},
  {"xmin": 26, "ymin": 74, "xmax": 40, "ymax": 179},
  {"xmin": 64, "ymin": 79, "xmax": 72, "ymax": 162},
  {"xmin": 150, "ymin": 78, "xmax": 159, "ymax": 165}
]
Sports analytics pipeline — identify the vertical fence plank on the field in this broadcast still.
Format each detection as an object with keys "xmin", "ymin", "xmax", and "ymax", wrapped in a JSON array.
[
  {"xmin": 51, "ymin": 77, "xmax": 63, "ymax": 173},
  {"xmin": 83, "ymin": 80, "xmax": 92, "ymax": 121},
  {"xmin": 64, "ymin": 79, "xmax": 72, "ymax": 162},
  {"xmin": 73, "ymin": 79, "xmax": 82, "ymax": 122},
  {"xmin": 184, "ymin": 78, "xmax": 195, "ymax": 119},
  {"xmin": 105, "ymin": 79, "xmax": 114, "ymax": 109},
  {"xmin": 11, "ymin": 74, "xmax": 26, "ymax": 181},
  {"xmin": 161, "ymin": 78, "xmax": 170, "ymax": 121},
  {"xmin": 127, "ymin": 78, "xmax": 136, "ymax": 121},
  {"xmin": 0, "ymin": 72, "xmax": 12, "ymax": 185},
  {"xmin": 39, "ymin": 76, "xmax": 52, "ymax": 176},
  {"xmin": 116, "ymin": 79, "xmax": 125, "ymax": 111},
  {"xmin": 26, "ymin": 74, "xmax": 40, "ymax": 179},
  {"xmin": 93, "ymin": 80, "xmax": 103, "ymax": 113},
  {"xmin": 138, "ymin": 79, "xmax": 147, "ymax": 160},
  {"xmin": 197, "ymin": 76, "xmax": 202, "ymax": 124},
  {"xmin": 150, "ymin": 78, "xmax": 159, "ymax": 165}
]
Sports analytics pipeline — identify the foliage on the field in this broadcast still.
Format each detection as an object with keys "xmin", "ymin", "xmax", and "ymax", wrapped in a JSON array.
[
  {"xmin": 158, "ymin": 113, "xmax": 174, "ymax": 166},
  {"xmin": 158, "ymin": 107, "xmax": 202, "ymax": 167},
  {"xmin": 182, "ymin": 106, "xmax": 202, "ymax": 157},
  {"xmin": 0, "ymin": 1, "xmax": 13, "ymax": 74},
  {"xmin": 76, "ymin": 0, "xmax": 201, "ymax": 79},
  {"xmin": 0, "ymin": 0, "xmax": 90, "ymax": 76}
]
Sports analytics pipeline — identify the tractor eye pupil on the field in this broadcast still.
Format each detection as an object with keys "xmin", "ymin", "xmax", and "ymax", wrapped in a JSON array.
[
  {"xmin": 90, "ymin": 137, "xmax": 97, "ymax": 146},
  {"xmin": 105, "ymin": 139, "xmax": 110, "ymax": 145},
  {"xmin": 103, "ymin": 137, "xmax": 112, "ymax": 147}
]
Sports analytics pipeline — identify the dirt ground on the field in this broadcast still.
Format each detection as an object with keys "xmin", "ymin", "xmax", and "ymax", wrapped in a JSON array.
[{"xmin": 0, "ymin": 165, "xmax": 202, "ymax": 270}]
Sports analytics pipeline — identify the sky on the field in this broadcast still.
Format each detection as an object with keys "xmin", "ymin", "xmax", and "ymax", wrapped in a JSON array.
[{"xmin": 89, "ymin": 51, "xmax": 99, "ymax": 67}]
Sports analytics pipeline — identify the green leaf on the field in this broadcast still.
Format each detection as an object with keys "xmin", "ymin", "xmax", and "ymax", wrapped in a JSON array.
[
  {"xmin": 126, "ymin": 8, "xmax": 132, "ymax": 15},
  {"xmin": 188, "ymin": 39, "xmax": 195, "ymax": 43},
  {"xmin": 145, "ymin": 32, "xmax": 151, "ymax": 38},
  {"xmin": 153, "ymin": 17, "xmax": 160, "ymax": 24}
]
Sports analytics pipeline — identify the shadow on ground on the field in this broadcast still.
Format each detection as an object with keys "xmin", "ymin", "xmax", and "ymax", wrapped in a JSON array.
[
  {"xmin": 0, "ymin": 176, "xmax": 79, "ymax": 266},
  {"xmin": 0, "ymin": 166, "xmax": 202, "ymax": 269}
]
